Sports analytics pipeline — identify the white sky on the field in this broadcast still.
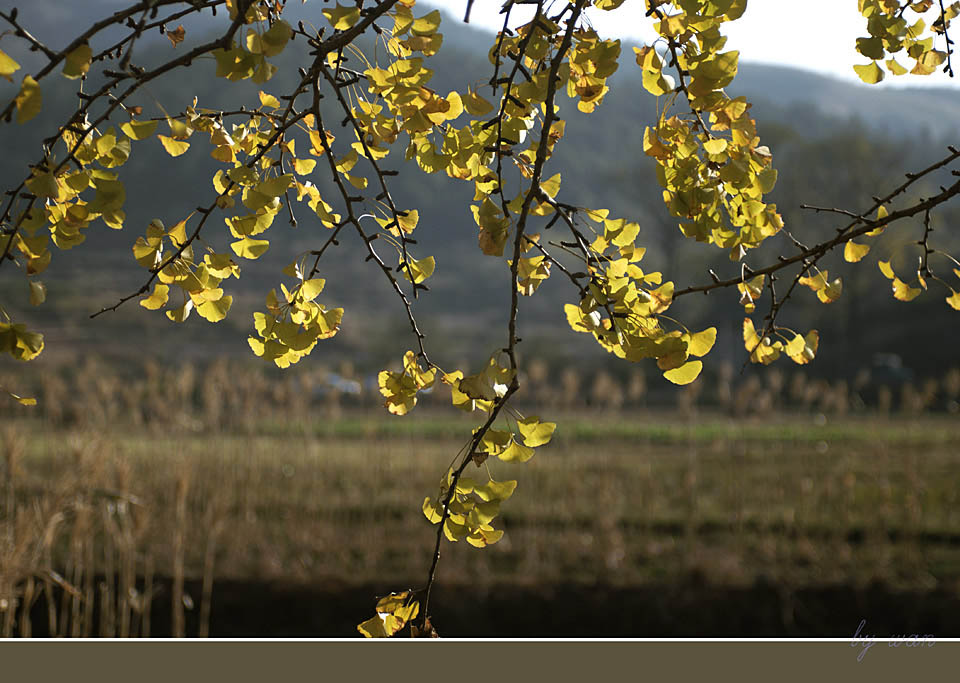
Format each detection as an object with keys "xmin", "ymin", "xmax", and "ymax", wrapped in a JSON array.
[{"xmin": 422, "ymin": 0, "xmax": 960, "ymax": 89}]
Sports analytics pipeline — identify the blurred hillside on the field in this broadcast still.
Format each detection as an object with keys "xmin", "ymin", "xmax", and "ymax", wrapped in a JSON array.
[{"xmin": 1, "ymin": 3, "xmax": 959, "ymax": 382}]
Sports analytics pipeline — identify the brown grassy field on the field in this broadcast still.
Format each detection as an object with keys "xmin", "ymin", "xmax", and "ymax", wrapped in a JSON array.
[{"xmin": 3, "ymin": 402, "xmax": 960, "ymax": 637}]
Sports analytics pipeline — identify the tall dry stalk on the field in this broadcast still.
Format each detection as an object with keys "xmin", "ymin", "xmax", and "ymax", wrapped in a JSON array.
[
  {"xmin": 81, "ymin": 514, "xmax": 95, "ymax": 638},
  {"xmin": 99, "ymin": 503, "xmax": 116, "ymax": 638},
  {"xmin": 142, "ymin": 552, "xmax": 153, "ymax": 638},
  {"xmin": 18, "ymin": 576, "xmax": 34, "ymax": 637},
  {"xmin": 172, "ymin": 467, "xmax": 190, "ymax": 638},
  {"xmin": 2, "ymin": 428, "xmax": 16, "ymax": 547},
  {"xmin": 198, "ymin": 496, "xmax": 226, "ymax": 638},
  {"xmin": 0, "ymin": 428, "xmax": 20, "ymax": 637}
]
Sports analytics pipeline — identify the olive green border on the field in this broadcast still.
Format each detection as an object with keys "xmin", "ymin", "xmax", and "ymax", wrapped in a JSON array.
[{"xmin": 0, "ymin": 641, "xmax": 955, "ymax": 682}]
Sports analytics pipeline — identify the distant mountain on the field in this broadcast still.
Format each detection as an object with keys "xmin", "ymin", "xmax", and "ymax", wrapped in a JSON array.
[{"xmin": 734, "ymin": 63, "xmax": 960, "ymax": 140}]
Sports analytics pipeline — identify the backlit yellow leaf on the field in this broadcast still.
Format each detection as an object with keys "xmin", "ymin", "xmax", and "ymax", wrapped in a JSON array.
[
  {"xmin": 853, "ymin": 61, "xmax": 884, "ymax": 84},
  {"xmin": 411, "ymin": 9, "xmax": 442, "ymax": 35},
  {"xmin": 540, "ymin": 173, "xmax": 561, "ymax": 199},
  {"xmin": 196, "ymin": 295, "xmax": 233, "ymax": 322},
  {"xmin": 892, "ymin": 277, "xmax": 921, "ymax": 302},
  {"xmin": 786, "ymin": 330, "xmax": 818, "ymax": 365},
  {"xmin": 687, "ymin": 327, "xmax": 717, "ymax": 357},
  {"xmin": 139, "ymin": 283, "xmax": 169, "ymax": 310},
  {"xmin": 517, "ymin": 416, "xmax": 556, "ymax": 447},
  {"xmin": 402, "ymin": 255, "xmax": 435, "ymax": 284},
  {"xmin": 947, "ymin": 290, "xmax": 960, "ymax": 311},
  {"xmin": 158, "ymin": 135, "xmax": 190, "ymax": 157},
  {"xmin": 0, "ymin": 48, "xmax": 21, "ymax": 81},
  {"xmin": 299, "ymin": 278, "xmax": 325, "ymax": 302},
  {"xmin": 231, "ymin": 237, "xmax": 270, "ymax": 259},
  {"xmin": 323, "ymin": 3, "xmax": 361, "ymax": 30},
  {"xmin": 62, "ymin": 43, "xmax": 92, "ymax": 80},
  {"xmin": 166, "ymin": 299, "xmax": 193, "ymax": 323},
  {"xmin": 293, "ymin": 158, "xmax": 316, "ymax": 175},
  {"xmin": 474, "ymin": 479, "xmax": 518, "ymax": 502},
  {"xmin": 844, "ymin": 241, "xmax": 870, "ymax": 263},
  {"xmin": 258, "ymin": 90, "xmax": 281, "ymax": 109},
  {"xmin": 463, "ymin": 88, "xmax": 493, "ymax": 116},
  {"xmin": 663, "ymin": 360, "xmax": 703, "ymax": 385},
  {"xmin": 817, "ymin": 278, "xmax": 842, "ymax": 304},
  {"xmin": 15, "ymin": 75, "xmax": 42, "ymax": 123},
  {"xmin": 498, "ymin": 441, "xmax": 535, "ymax": 463},
  {"xmin": 121, "ymin": 119, "xmax": 159, "ymax": 141}
]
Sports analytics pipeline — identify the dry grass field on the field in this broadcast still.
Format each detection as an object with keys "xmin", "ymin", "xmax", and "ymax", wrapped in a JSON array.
[{"xmin": 3, "ymin": 401, "xmax": 960, "ymax": 636}]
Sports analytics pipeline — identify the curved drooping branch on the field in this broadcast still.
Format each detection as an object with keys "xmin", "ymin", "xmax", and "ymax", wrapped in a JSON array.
[{"xmin": 416, "ymin": 0, "xmax": 590, "ymax": 630}]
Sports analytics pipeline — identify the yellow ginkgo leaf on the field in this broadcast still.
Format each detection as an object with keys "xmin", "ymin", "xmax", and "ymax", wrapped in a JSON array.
[
  {"xmin": 140, "ymin": 283, "xmax": 170, "ymax": 310},
  {"xmin": 687, "ymin": 327, "xmax": 717, "ymax": 357},
  {"xmin": 0, "ymin": 48, "xmax": 21, "ymax": 81},
  {"xmin": 158, "ymin": 135, "xmax": 190, "ymax": 157},
  {"xmin": 62, "ymin": 43, "xmax": 92, "ymax": 80},
  {"xmin": 663, "ymin": 360, "xmax": 703, "ymax": 385},
  {"xmin": 843, "ymin": 241, "xmax": 870, "ymax": 263},
  {"xmin": 15, "ymin": 75, "xmax": 42, "ymax": 123}
]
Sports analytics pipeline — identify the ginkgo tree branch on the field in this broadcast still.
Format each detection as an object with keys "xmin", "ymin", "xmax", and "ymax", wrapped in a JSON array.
[
  {"xmin": 645, "ymin": 1, "xmax": 713, "ymax": 139},
  {"xmin": 317, "ymin": 61, "xmax": 421, "ymax": 299},
  {"xmin": 937, "ymin": 0, "xmax": 956, "ymax": 77},
  {"xmin": 801, "ymin": 145, "xmax": 960, "ymax": 228},
  {"xmin": 0, "ymin": 8, "xmax": 58, "ymax": 62},
  {"xmin": 309, "ymin": 79, "xmax": 432, "ymax": 367},
  {"xmin": 2, "ymin": 0, "xmax": 404, "ymax": 274},
  {"xmin": 0, "ymin": 0, "xmax": 221, "ymax": 118},
  {"xmin": 90, "ymin": 107, "xmax": 312, "ymax": 318},
  {"xmin": 417, "ymin": 381, "xmax": 517, "ymax": 631},
  {"xmin": 0, "ymin": 0, "xmax": 258, "ymax": 269},
  {"xmin": 417, "ymin": 0, "xmax": 588, "ymax": 631},
  {"xmin": 675, "ymin": 165, "xmax": 960, "ymax": 299},
  {"xmin": 91, "ymin": 1, "xmax": 223, "ymax": 63},
  {"xmin": 491, "ymin": 1, "xmax": 543, "ymax": 221}
]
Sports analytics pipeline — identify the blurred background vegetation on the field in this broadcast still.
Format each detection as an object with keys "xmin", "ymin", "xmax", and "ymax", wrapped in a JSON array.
[{"xmin": 1, "ymin": 2, "xmax": 960, "ymax": 637}]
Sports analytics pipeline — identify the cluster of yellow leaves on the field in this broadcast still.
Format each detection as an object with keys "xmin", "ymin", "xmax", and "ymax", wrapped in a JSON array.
[
  {"xmin": 639, "ymin": 2, "xmax": 783, "ymax": 260},
  {"xmin": 441, "ymin": 353, "xmax": 515, "ymax": 413},
  {"xmin": 2, "ymin": 117, "xmax": 153, "ymax": 337},
  {"xmin": 878, "ymin": 259, "xmax": 924, "ymax": 302},
  {"xmin": 853, "ymin": 0, "xmax": 959, "ymax": 83},
  {"xmin": 0, "ymin": 321, "xmax": 44, "ymax": 361},
  {"xmin": 212, "ymin": 18, "xmax": 291, "ymax": 83},
  {"xmin": 566, "ymin": 28, "xmax": 621, "ymax": 113},
  {"xmin": 248, "ymin": 275, "xmax": 343, "ymax": 368},
  {"xmin": 377, "ymin": 350, "xmax": 436, "ymax": 415},
  {"xmin": 422, "ymin": 469, "xmax": 520, "ymax": 549},
  {"xmin": 224, "ymin": 0, "xmax": 272, "ymax": 24},
  {"xmin": 421, "ymin": 415, "xmax": 556, "ymax": 547},
  {"xmin": 387, "ymin": 5, "xmax": 444, "ymax": 57},
  {"xmin": 134, "ymin": 218, "xmax": 241, "ymax": 323},
  {"xmin": 737, "ymin": 274, "xmax": 764, "ymax": 313},
  {"xmin": 19, "ymin": 125, "xmax": 132, "ymax": 252},
  {"xmin": 357, "ymin": 592, "xmax": 420, "ymax": 638},
  {"xmin": 798, "ymin": 270, "xmax": 843, "ymax": 304},
  {"xmin": 512, "ymin": 234, "xmax": 552, "ymax": 295},
  {"xmin": 743, "ymin": 318, "xmax": 819, "ymax": 366},
  {"xmin": 563, "ymin": 213, "xmax": 712, "ymax": 385}
]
